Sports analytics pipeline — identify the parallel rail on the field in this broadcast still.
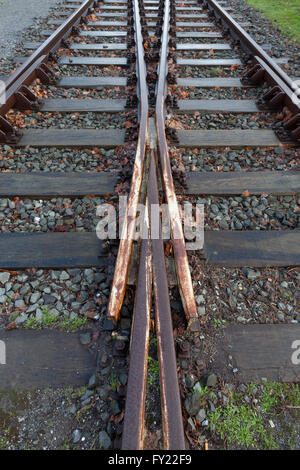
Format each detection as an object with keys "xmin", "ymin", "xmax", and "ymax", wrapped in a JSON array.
[{"xmin": 0, "ymin": 0, "xmax": 299, "ymax": 451}]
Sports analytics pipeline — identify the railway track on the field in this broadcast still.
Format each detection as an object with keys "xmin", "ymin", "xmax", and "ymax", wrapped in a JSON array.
[{"xmin": 0, "ymin": 0, "xmax": 299, "ymax": 451}]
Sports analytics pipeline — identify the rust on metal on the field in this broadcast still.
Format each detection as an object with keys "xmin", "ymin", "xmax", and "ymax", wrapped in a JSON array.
[
  {"xmin": 205, "ymin": 0, "xmax": 297, "ymax": 93},
  {"xmin": 0, "ymin": 0, "xmax": 96, "ymax": 120},
  {"xmin": 106, "ymin": 0, "xmax": 149, "ymax": 324},
  {"xmin": 155, "ymin": 0, "xmax": 200, "ymax": 331},
  {"xmin": 5, "ymin": 0, "xmax": 96, "ymax": 91},
  {"xmin": 253, "ymin": 56, "xmax": 300, "ymax": 115},
  {"xmin": 122, "ymin": 229, "xmax": 152, "ymax": 450},
  {"xmin": 149, "ymin": 149, "xmax": 185, "ymax": 450}
]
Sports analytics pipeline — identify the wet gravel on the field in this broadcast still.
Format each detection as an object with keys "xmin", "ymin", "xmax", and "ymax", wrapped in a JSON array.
[
  {"xmin": 179, "ymin": 194, "xmax": 300, "ymax": 230},
  {"xmin": 0, "ymin": 143, "xmax": 134, "ymax": 172},
  {"xmin": 167, "ymin": 112, "xmax": 276, "ymax": 130},
  {"xmin": 0, "ymin": 196, "xmax": 117, "ymax": 233},
  {"xmin": 0, "ymin": 266, "xmax": 109, "ymax": 328},
  {"xmin": 50, "ymin": 64, "xmax": 127, "ymax": 77},
  {"xmin": 175, "ymin": 85, "xmax": 267, "ymax": 99},
  {"xmin": 7, "ymin": 110, "xmax": 134, "ymax": 131},
  {"xmin": 188, "ymin": 262, "xmax": 300, "ymax": 325},
  {"xmin": 178, "ymin": 65, "xmax": 245, "ymax": 78},
  {"xmin": 30, "ymin": 83, "xmax": 127, "ymax": 100},
  {"xmin": 170, "ymin": 146, "xmax": 300, "ymax": 172}
]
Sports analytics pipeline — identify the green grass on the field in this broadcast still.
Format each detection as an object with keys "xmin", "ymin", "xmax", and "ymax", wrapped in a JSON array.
[
  {"xmin": 246, "ymin": 0, "xmax": 300, "ymax": 42},
  {"xmin": 25, "ymin": 308, "xmax": 87, "ymax": 330},
  {"xmin": 147, "ymin": 357, "xmax": 159, "ymax": 387},
  {"xmin": 208, "ymin": 382, "xmax": 300, "ymax": 449}
]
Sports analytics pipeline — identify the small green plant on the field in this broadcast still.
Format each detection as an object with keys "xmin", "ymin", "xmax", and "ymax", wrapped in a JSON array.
[
  {"xmin": 25, "ymin": 308, "xmax": 58, "ymax": 329},
  {"xmin": 147, "ymin": 357, "xmax": 159, "ymax": 387},
  {"xmin": 213, "ymin": 318, "xmax": 226, "ymax": 328},
  {"xmin": 59, "ymin": 317, "xmax": 87, "ymax": 330},
  {"xmin": 76, "ymin": 386, "xmax": 87, "ymax": 398},
  {"xmin": 209, "ymin": 382, "xmax": 300, "ymax": 449},
  {"xmin": 209, "ymin": 67, "xmax": 222, "ymax": 77},
  {"xmin": 41, "ymin": 309, "xmax": 57, "ymax": 326},
  {"xmin": 109, "ymin": 373, "xmax": 118, "ymax": 392},
  {"xmin": 209, "ymin": 403, "xmax": 276, "ymax": 449},
  {"xmin": 25, "ymin": 317, "xmax": 40, "ymax": 329},
  {"xmin": 260, "ymin": 382, "xmax": 300, "ymax": 413}
]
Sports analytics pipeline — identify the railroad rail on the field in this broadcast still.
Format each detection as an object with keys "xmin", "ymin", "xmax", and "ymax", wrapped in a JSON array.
[{"xmin": 0, "ymin": 0, "xmax": 299, "ymax": 451}]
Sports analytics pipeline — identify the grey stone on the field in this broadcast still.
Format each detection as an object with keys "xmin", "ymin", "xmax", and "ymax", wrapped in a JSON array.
[
  {"xmin": 207, "ymin": 373, "xmax": 217, "ymax": 387},
  {"xmin": 247, "ymin": 269, "xmax": 261, "ymax": 280},
  {"xmin": 195, "ymin": 408, "xmax": 206, "ymax": 422},
  {"xmin": 30, "ymin": 292, "xmax": 41, "ymax": 304},
  {"xmin": 193, "ymin": 382, "xmax": 202, "ymax": 394},
  {"xmin": 98, "ymin": 387, "xmax": 109, "ymax": 400},
  {"xmin": 68, "ymin": 404, "xmax": 77, "ymax": 415},
  {"xmin": 72, "ymin": 429, "xmax": 81, "ymax": 444},
  {"xmin": 36, "ymin": 309, "xmax": 43, "ymax": 322},
  {"xmin": 43, "ymin": 294, "xmax": 57, "ymax": 305},
  {"xmin": 100, "ymin": 411, "xmax": 110, "ymax": 422},
  {"xmin": 110, "ymin": 400, "xmax": 121, "ymax": 415},
  {"xmin": 185, "ymin": 374, "xmax": 196, "ymax": 389},
  {"xmin": 81, "ymin": 390, "xmax": 93, "ymax": 402},
  {"xmin": 79, "ymin": 332, "xmax": 92, "ymax": 346},
  {"xmin": 15, "ymin": 299, "xmax": 26, "ymax": 308},
  {"xmin": 209, "ymin": 400, "xmax": 216, "ymax": 412},
  {"xmin": 196, "ymin": 295, "xmax": 205, "ymax": 305},
  {"xmin": 49, "ymin": 308, "xmax": 59, "ymax": 317},
  {"xmin": 60, "ymin": 271, "xmax": 70, "ymax": 282},
  {"xmin": 15, "ymin": 312, "xmax": 28, "ymax": 324},
  {"xmin": 237, "ymin": 316, "xmax": 247, "ymax": 323},
  {"xmin": 99, "ymin": 431, "xmax": 111, "ymax": 450},
  {"xmin": 119, "ymin": 373, "xmax": 128, "ymax": 386},
  {"xmin": 0, "ymin": 272, "xmax": 10, "ymax": 284},
  {"xmin": 197, "ymin": 306, "xmax": 206, "ymax": 316},
  {"xmin": 184, "ymin": 392, "xmax": 202, "ymax": 416},
  {"xmin": 81, "ymin": 301, "xmax": 96, "ymax": 313},
  {"xmin": 187, "ymin": 417, "xmax": 196, "ymax": 432},
  {"xmin": 27, "ymin": 303, "xmax": 39, "ymax": 313},
  {"xmin": 88, "ymin": 374, "xmax": 98, "ymax": 390}
]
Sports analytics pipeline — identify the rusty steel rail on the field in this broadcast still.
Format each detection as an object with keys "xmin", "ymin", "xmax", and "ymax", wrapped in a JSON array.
[
  {"xmin": 106, "ymin": 0, "xmax": 149, "ymax": 324},
  {"xmin": 156, "ymin": 0, "xmax": 200, "ymax": 331},
  {"xmin": 4, "ymin": 0, "xmax": 96, "ymax": 91},
  {"xmin": 204, "ymin": 0, "xmax": 300, "ymax": 140},
  {"xmin": 0, "ymin": 0, "xmax": 98, "ymax": 141},
  {"xmin": 121, "ymin": 0, "xmax": 300, "ymax": 451},
  {"xmin": 149, "ymin": 148, "xmax": 185, "ymax": 450},
  {"xmin": 204, "ymin": 0, "xmax": 296, "ymax": 91},
  {"xmin": 122, "ymin": 231, "xmax": 152, "ymax": 450},
  {"xmin": 121, "ymin": 0, "xmax": 191, "ymax": 448}
]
